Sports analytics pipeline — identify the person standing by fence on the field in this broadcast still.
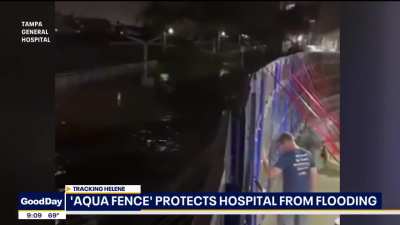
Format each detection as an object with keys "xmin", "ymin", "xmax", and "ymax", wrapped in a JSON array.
[{"xmin": 263, "ymin": 132, "xmax": 318, "ymax": 225}]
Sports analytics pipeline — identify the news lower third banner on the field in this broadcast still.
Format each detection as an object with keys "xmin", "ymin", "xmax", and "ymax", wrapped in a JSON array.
[{"xmin": 17, "ymin": 185, "xmax": 389, "ymax": 220}]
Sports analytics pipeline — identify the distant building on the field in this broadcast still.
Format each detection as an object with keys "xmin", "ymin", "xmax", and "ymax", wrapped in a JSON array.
[
  {"xmin": 309, "ymin": 2, "xmax": 340, "ymax": 52},
  {"xmin": 73, "ymin": 17, "xmax": 112, "ymax": 34},
  {"xmin": 55, "ymin": 13, "xmax": 112, "ymax": 35},
  {"xmin": 280, "ymin": 2, "xmax": 340, "ymax": 53},
  {"xmin": 280, "ymin": 2, "xmax": 320, "ymax": 53},
  {"xmin": 115, "ymin": 22, "xmax": 145, "ymax": 39},
  {"xmin": 55, "ymin": 12, "xmax": 80, "ymax": 34}
]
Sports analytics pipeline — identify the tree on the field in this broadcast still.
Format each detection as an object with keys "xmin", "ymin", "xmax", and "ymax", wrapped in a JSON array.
[
  {"xmin": 138, "ymin": 2, "xmax": 315, "ymax": 56},
  {"xmin": 139, "ymin": 2, "xmax": 280, "ymax": 39}
]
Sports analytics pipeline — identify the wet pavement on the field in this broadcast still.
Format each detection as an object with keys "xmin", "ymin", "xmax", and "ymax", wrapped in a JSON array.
[{"xmin": 56, "ymin": 74, "xmax": 227, "ymax": 225}]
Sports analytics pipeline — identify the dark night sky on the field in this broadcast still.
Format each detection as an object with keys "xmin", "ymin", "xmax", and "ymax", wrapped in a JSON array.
[
  {"xmin": 55, "ymin": 1, "xmax": 149, "ymax": 25},
  {"xmin": 55, "ymin": 2, "xmax": 281, "ymax": 28},
  {"xmin": 55, "ymin": 1, "xmax": 339, "ymax": 47}
]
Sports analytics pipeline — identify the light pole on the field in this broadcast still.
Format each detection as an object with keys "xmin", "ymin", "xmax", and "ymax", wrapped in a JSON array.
[
  {"xmin": 125, "ymin": 35, "xmax": 160, "ymax": 86},
  {"xmin": 212, "ymin": 38, "xmax": 217, "ymax": 53},
  {"xmin": 238, "ymin": 34, "xmax": 249, "ymax": 68},
  {"xmin": 238, "ymin": 33, "xmax": 249, "ymax": 46},
  {"xmin": 163, "ymin": 27, "xmax": 174, "ymax": 52},
  {"xmin": 125, "ymin": 26, "xmax": 174, "ymax": 86},
  {"xmin": 217, "ymin": 30, "xmax": 227, "ymax": 52},
  {"xmin": 308, "ymin": 19, "xmax": 316, "ymax": 45}
]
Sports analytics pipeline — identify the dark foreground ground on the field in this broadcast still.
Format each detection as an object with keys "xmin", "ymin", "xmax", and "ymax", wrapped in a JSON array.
[
  {"xmin": 54, "ymin": 34, "xmax": 271, "ymax": 224},
  {"xmin": 56, "ymin": 73, "xmax": 230, "ymax": 225}
]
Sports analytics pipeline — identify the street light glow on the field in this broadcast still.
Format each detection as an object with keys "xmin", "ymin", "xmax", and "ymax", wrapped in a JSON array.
[
  {"xmin": 220, "ymin": 31, "xmax": 226, "ymax": 37},
  {"xmin": 297, "ymin": 35, "xmax": 303, "ymax": 42},
  {"xmin": 285, "ymin": 3, "xmax": 296, "ymax": 11},
  {"xmin": 167, "ymin": 27, "xmax": 174, "ymax": 35}
]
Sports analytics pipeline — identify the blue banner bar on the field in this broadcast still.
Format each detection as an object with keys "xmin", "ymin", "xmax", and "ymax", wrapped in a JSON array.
[
  {"xmin": 65, "ymin": 192, "xmax": 382, "ymax": 210},
  {"xmin": 18, "ymin": 192, "xmax": 382, "ymax": 212}
]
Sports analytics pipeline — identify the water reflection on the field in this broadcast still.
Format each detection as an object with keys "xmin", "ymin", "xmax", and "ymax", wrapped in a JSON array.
[{"xmin": 129, "ymin": 121, "xmax": 182, "ymax": 153}]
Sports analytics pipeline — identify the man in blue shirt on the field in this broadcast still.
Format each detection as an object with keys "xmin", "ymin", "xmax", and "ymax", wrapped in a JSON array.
[{"xmin": 263, "ymin": 132, "xmax": 318, "ymax": 225}]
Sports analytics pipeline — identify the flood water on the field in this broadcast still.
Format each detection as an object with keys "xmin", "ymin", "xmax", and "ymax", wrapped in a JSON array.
[{"xmin": 55, "ymin": 74, "xmax": 227, "ymax": 225}]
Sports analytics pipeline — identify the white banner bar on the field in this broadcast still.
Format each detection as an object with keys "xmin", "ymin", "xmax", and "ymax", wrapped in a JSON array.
[
  {"xmin": 66, "ymin": 209, "xmax": 400, "ymax": 215},
  {"xmin": 18, "ymin": 211, "xmax": 66, "ymax": 220},
  {"xmin": 65, "ymin": 185, "xmax": 141, "ymax": 194}
]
